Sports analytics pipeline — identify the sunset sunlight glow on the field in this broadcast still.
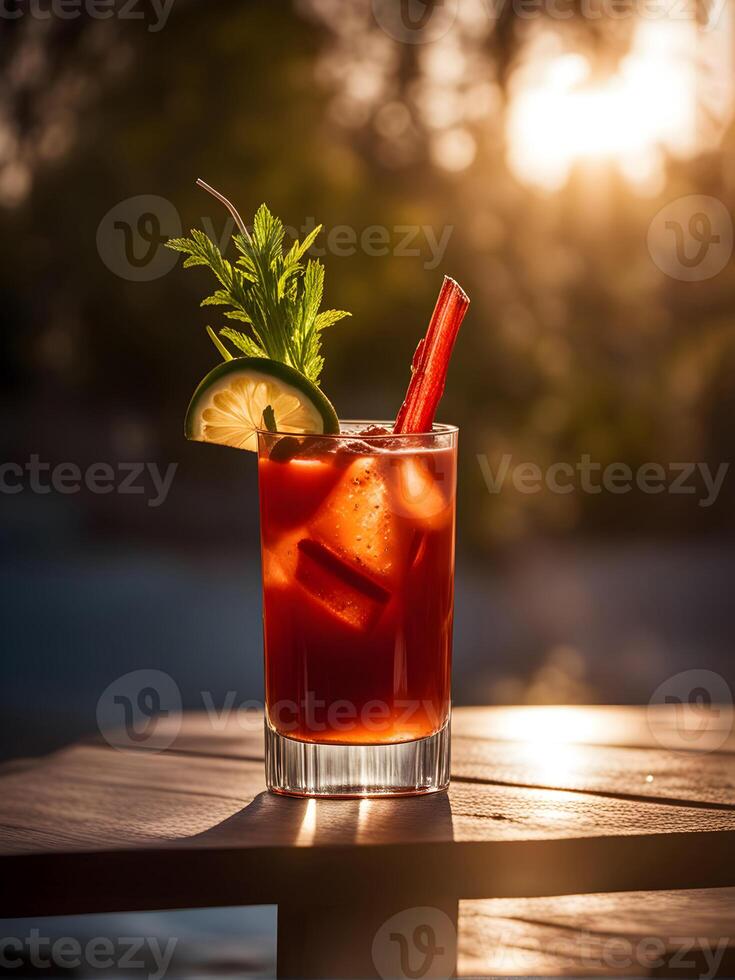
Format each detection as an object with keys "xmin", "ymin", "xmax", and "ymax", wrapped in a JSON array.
[{"xmin": 506, "ymin": 23, "xmax": 698, "ymax": 192}]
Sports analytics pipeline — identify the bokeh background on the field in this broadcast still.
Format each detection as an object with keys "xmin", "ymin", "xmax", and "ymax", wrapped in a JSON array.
[{"xmin": 2, "ymin": 0, "xmax": 735, "ymax": 764}]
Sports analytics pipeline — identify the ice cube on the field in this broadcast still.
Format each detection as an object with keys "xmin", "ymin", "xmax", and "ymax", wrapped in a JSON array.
[
  {"xmin": 306, "ymin": 456, "xmax": 416, "ymax": 587},
  {"xmin": 259, "ymin": 454, "xmax": 345, "ymax": 534},
  {"xmin": 295, "ymin": 538, "xmax": 390, "ymax": 630},
  {"xmin": 384, "ymin": 455, "xmax": 451, "ymax": 528}
]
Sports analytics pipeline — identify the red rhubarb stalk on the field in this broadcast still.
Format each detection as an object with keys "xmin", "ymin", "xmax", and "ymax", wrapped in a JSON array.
[{"xmin": 394, "ymin": 276, "xmax": 470, "ymax": 434}]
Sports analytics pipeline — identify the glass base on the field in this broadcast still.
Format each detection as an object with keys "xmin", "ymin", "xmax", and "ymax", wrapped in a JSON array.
[{"xmin": 265, "ymin": 720, "xmax": 451, "ymax": 798}]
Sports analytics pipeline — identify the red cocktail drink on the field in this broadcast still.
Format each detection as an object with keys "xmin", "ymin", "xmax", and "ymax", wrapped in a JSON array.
[
  {"xmin": 173, "ymin": 181, "xmax": 469, "ymax": 797},
  {"xmin": 258, "ymin": 423, "xmax": 457, "ymax": 795}
]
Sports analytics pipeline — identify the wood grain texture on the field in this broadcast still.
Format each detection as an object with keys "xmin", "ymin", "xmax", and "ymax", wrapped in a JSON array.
[
  {"xmin": 3, "ymin": 742, "xmax": 735, "ymax": 854},
  {"xmin": 458, "ymin": 887, "xmax": 735, "ymax": 977},
  {"xmin": 0, "ymin": 707, "xmax": 733, "ymax": 919},
  {"xmin": 138, "ymin": 708, "xmax": 735, "ymax": 808}
]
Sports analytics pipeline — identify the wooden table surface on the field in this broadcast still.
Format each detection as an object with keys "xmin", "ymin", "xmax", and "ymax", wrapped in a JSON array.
[{"xmin": 1, "ymin": 705, "xmax": 733, "ymax": 977}]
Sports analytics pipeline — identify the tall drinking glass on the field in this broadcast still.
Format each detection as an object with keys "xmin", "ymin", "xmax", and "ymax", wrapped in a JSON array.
[{"xmin": 257, "ymin": 422, "xmax": 457, "ymax": 797}]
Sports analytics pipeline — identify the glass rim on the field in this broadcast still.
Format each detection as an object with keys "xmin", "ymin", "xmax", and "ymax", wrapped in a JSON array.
[{"xmin": 255, "ymin": 420, "xmax": 458, "ymax": 440}]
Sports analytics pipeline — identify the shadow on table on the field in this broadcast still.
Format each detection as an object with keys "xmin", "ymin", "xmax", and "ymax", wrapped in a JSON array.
[
  {"xmin": 190, "ymin": 791, "xmax": 458, "ymax": 978},
  {"xmin": 190, "ymin": 789, "xmax": 456, "ymax": 848}
]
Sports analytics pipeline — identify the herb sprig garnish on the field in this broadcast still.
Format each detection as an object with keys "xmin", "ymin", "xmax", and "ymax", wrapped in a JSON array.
[{"xmin": 167, "ymin": 182, "xmax": 350, "ymax": 384}]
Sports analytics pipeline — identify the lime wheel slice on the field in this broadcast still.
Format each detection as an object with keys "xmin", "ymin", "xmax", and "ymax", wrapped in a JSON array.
[{"xmin": 184, "ymin": 357, "xmax": 339, "ymax": 451}]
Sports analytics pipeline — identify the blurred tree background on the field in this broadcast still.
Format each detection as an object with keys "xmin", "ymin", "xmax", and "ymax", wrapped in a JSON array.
[{"xmin": 1, "ymin": 0, "xmax": 734, "ymax": 753}]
